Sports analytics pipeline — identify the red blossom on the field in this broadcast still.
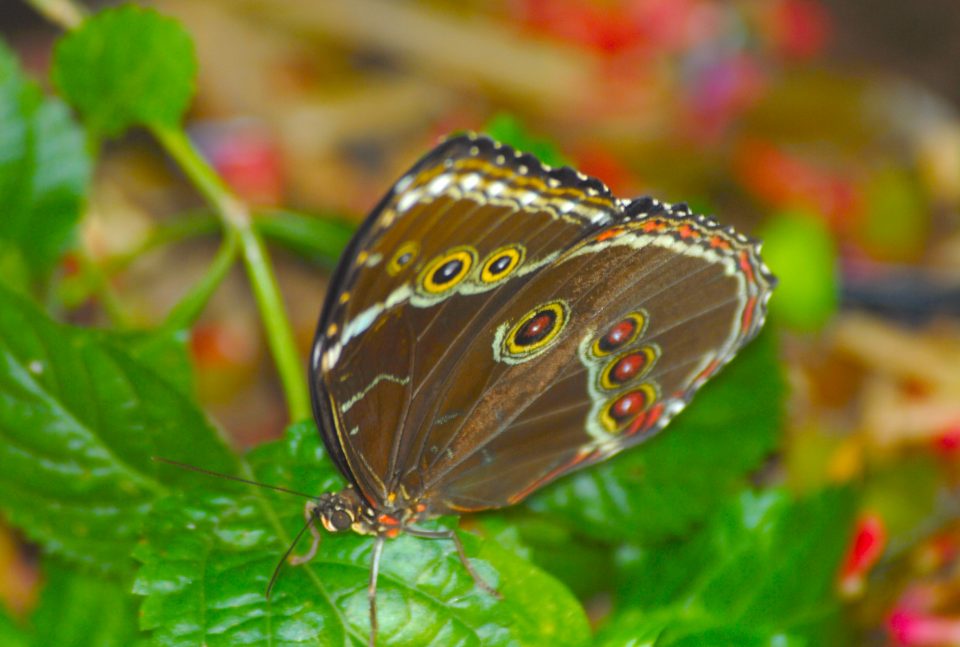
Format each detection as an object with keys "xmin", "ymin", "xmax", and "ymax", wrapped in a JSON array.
[
  {"xmin": 734, "ymin": 139, "xmax": 863, "ymax": 231},
  {"xmin": 839, "ymin": 513, "xmax": 886, "ymax": 596},
  {"xmin": 204, "ymin": 126, "xmax": 284, "ymax": 206},
  {"xmin": 512, "ymin": 0, "xmax": 702, "ymax": 56},
  {"xmin": 190, "ymin": 322, "xmax": 256, "ymax": 367},
  {"xmin": 889, "ymin": 609, "xmax": 960, "ymax": 646},
  {"xmin": 572, "ymin": 144, "xmax": 637, "ymax": 195},
  {"xmin": 767, "ymin": 0, "xmax": 832, "ymax": 62},
  {"xmin": 934, "ymin": 423, "xmax": 960, "ymax": 455}
]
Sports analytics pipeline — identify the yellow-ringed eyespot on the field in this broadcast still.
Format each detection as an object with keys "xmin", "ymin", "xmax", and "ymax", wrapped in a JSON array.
[
  {"xmin": 479, "ymin": 244, "xmax": 525, "ymax": 284},
  {"xmin": 600, "ymin": 384, "xmax": 657, "ymax": 433},
  {"xmin": 418, "ymin": 246, "xmax": 476, "ymax": 294},
  {"xmin": 501, "ymin": 300, "xmax": 569, "ymax": 361},
  {"xmin": 592, "ymin": 311, "xmax": 647, "ymax": 357},
  {"xmin": 387, "ymin": 241, "xmax": 419, "ymax": 276},
  {"xmin": 599, "ymin": 345, "xmax": 659, "ymax": 390}
]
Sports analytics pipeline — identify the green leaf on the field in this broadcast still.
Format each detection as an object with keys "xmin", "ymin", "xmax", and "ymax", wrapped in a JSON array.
[
  {"xmin": 0, "ymin": 283, "xmax": 236, "ymax": 572},
  {"xmin": 0, "ymin": 41, "xmax": 90, "ymax": 279},
  {"xmin": 861, "ymin": 456, "xmax": 940, "ymax": 541},
  {"xmin": 529, "ymin": 328, "xmax": 784, "ymax": 543},
  {"xmin": 28, "ymin": 559, "xmax": 147, "ymax": 647},
  {"xmin": 106, "ymin": 329, "xmax": 195, "ymax": 397},
  {"xmin": 483, "ymin": 113, "xmax": 570, "ymax": 168},
  {"xmin": 0, "ymin": 603, "xmax": 28, "ymax": 647},
  {"xmin": 0, "ymin": 241, "xmax": 32, "ymax": 295},
  {"xmin": 596, "ymin": 608, "xmax": 808, "ymax": 647},
  {"xmin": 52, "ymin": 5, "xmax": 196, "ymax": 137},
  {"xmin": 257, "ymin": 210, "xmax": 355, "ymax": 268},
  {"xmin": 479, "ymin": 513, "xmax": 614, "ymax": 600},
  {"xmin": 598, "ymin": 488, "xmax": 856, "ymax": 646},
  {"xmin": 135, "ymin": 422, "xmax": 591, "ymax": 646},
  {"xmin": 758, "ymin": 211, "xmax": 838, "ymax": 332}
]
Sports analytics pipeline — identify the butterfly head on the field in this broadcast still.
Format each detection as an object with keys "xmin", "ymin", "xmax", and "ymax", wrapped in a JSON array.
[{"xmin": 313, "ymin": 487, "xmax": 375, "ymax": 534}]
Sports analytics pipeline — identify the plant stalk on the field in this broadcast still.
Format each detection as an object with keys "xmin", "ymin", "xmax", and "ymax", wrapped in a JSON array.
[{"xmin": 152, "ymin": 125, "xmax": 312, "ymax": 422}]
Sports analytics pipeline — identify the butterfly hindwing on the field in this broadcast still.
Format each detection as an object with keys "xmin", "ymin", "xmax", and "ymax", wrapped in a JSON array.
[{"xmin": 405, "ymin": 205, "xmax": 774, "ymax": 512}]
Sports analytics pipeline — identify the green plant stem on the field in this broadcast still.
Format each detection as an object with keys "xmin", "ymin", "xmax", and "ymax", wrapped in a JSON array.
[
  {"xmin": 161, "ymin": 229, "xmax": 240, "ymax": 334},
  {"xmin": 73, "ymin": 248, "xmax": 130, "ymax": 327},
  {"xmin": 152, "ymin": 125, "xmax": 311, "ymax": 422}
]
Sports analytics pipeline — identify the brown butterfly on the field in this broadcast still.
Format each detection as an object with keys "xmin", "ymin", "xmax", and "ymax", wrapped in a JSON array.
[{"xmin": 285, "ymin": 133, "xmax": 777, "ymax": 645}]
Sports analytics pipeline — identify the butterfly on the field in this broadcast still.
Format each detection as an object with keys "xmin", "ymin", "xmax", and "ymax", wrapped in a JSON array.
[{"xmin": 293, "ymin": 133, "xmax": 773, "ymax": 644}]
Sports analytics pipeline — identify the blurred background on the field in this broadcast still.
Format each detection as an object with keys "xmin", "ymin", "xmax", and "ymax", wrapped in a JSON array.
[{"xmin": 3, "ymin": 1, "xmax": 960, "ymax": 644}]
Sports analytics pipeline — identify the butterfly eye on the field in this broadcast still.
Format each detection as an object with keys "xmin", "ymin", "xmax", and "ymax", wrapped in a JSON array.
[
  {"xmin": 600, "ymin": 384, "xmax": 657, "ymax": 433},
  {"xmin": 324, "ymin": 509, "xmax": 354, "ymax": 532},
  {"xmin": 419, "ymin": 246, "xmax": 476, "ymax": 294},
  {"xmin": 387, "ymin": 241, "xmax": 419, "ymax": 276},
  {"xmin": 592, "ymin": 311, "xmax": 647, "ymax": 357},
  {"xmin": 599, "ymin": 346, "xmax": 658, "ymax": 390},
  {"xmin": 497, "ymin": 300, "xmax": 569, "ymax": 363},
  {"xmin": 479, "ymin": 244, "xmax": 525, "ymax": 283}
]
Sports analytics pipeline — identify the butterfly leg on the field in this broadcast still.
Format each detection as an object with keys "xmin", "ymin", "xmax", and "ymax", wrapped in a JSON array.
[
  {"xmin": 368, "ymin": 535, "xmax": 386, "ymax": 647},
  {"xmin": 290, "ymin": 501, "xmax": 322, "ymax": 565},
  {"xmin": 406, "ymin": 527, "xmax": 502, "ymax": 599}
]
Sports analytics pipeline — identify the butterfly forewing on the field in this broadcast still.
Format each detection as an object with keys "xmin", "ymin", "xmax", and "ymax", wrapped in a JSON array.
[{"xmin": 311, "ymin": 134, "xmax": 622, "ymax": 508}]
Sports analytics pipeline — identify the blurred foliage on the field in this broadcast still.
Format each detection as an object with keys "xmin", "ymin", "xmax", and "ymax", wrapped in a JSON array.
[
  {"xmin": 52, "ymin": 5, "xmax": 196, "ymax": 137},
  {"xmin": 759, "ymin": 210, "xmax": 839, "ymax": 332},
  {"xmin": 600, "ymin": 488, "xmax": 856, "ymax": 645},
  {"xmin": 0, "ymin": 41, "xmax": 90, "ymax": 283}
]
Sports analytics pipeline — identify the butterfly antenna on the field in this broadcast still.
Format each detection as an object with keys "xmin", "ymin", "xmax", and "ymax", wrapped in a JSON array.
[
  {"xmin": 266, "ymin": 514, "xmax": 317, "ymax": 598},
  {"xmin": 152, "ymin": 457, "xmax": 318, "ymax": 501}
]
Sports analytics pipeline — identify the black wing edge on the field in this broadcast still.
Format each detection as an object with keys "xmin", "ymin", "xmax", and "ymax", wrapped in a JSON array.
[{"xmin": 620, "ymin": 196, "xmax": 779, "ymax": 289}]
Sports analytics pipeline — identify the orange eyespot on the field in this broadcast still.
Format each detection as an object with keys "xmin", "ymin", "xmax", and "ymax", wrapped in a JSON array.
[
  {"xmin": 599, "ymin": 384, "xmax": 657, "ymax": 433},
  {"xmin": 592, "ymin": 311, "xmax": 647, "ymax": 357},
  {"xmin": 599, "ymin": 346, "xmax": 658, "ymax": 390},
  {"xmin": 501, "ymin": 300, "xmax": 569, "ymax": 361}
]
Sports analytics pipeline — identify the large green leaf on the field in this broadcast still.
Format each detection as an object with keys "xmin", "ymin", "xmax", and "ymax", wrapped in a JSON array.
[
  {"xmin": 27, "ymin": 559, "xmax": 147, "ymax": 647},
  {"xmin": 52, "ymin": 5, "xmax": 196, "ymax": 137},
  {"xmin": 135, "ymin": 422, "xmax": 591, "ymax": 646},
  {"xmin": 106, "ymin": 328, "xmax": 195, "ymax": 397},
  {"xmin": 597, "ymin": 488, "xmax": 856, "ymax": 646},
  {"xmin": 0, "ymin": 41, "xmax": 90, "ymax": 279},
  {"xmin": 529, "ymin": 328, "xmax": 784, "ymax": 543},
  {"xmin": 0, "ymin": 284, "xmax": 236, "ymax": 572}
]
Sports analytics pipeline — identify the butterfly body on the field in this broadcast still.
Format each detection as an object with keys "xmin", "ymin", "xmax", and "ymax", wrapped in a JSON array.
[{"xmin": 297, "ymin": 132, "xmax": 775, "ymax": 644}]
